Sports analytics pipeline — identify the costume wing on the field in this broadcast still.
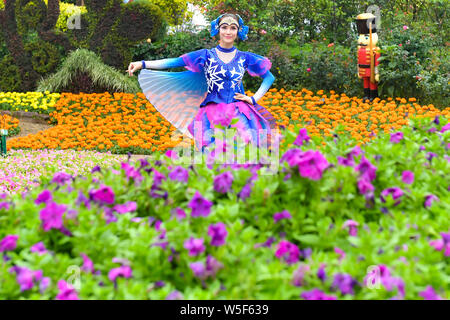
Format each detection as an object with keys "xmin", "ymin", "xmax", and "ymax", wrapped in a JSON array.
[{"xmin": 138, "ymin": 69, "xmax": 208, "ymax": 138}]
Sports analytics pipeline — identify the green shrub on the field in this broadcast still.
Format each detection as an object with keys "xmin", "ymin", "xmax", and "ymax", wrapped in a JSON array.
[
  {"xmin": 0, "ymin": 55, "xmax": 23, "ymax": 92},
  {"xmin": 378, "ymin": 25, "xmax": 449, "ymax": 108},
  {"xmin": 24, "ymin": 40, "xmax": 61, "ymax": 74},
  {"xmin": 15, "ymin": 0, "xmax": 47, "ymax": 35}
]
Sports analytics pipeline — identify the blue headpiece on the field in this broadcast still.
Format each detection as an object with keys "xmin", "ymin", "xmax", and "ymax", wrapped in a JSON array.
[{"xmin": 210, "ymin": 14, "xmax": 249, "ymax": 41}]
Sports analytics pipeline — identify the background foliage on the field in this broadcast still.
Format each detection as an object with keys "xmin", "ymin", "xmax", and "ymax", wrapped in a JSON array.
[{"xmin": 0, "ymin": 0, "xmax": 448, "ymax": 107}]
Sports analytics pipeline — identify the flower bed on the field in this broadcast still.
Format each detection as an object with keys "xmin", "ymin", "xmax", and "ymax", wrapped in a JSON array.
[
  {"xmin": 0, "ymin": 116, "xmax": 448, "ymax": 300},
  {"xmin": 0, "ymin": 149, "xmax": 126, "ymax": 195},
  {"xmin": 3, "ymin": 90, "xmax": 449, "ymax": 154},
  {"xmin": 0, "ymin": 92, "xmax": 59, "ymax": 114},
  {"xmin": 0, "ymin": 114, "xmax": 20, "ymax": 137}
]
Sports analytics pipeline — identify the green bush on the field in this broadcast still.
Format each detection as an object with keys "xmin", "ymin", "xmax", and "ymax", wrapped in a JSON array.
[
  {"xmin": 0, "ymin": 55, "xmax": 23, "ymax": 92},
  {"xmin": 15, "ymin": 0, "xmax": 47, "ymax": 35},
  {"xmin": 24, "ymin": 40, "xmax": 61, "ymax": 75},
  {"xmin": 378, "ymin": 25, "xmax": 449, "ymax": 108},
  {"xmin": 280, "ymin": 41, "xmax": 360, "ymax": 97}
]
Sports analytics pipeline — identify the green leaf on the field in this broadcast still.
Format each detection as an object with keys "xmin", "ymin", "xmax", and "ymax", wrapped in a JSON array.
[{"xmin": 293, "ymin": 234, "xmax": 320, "ymax": 246}]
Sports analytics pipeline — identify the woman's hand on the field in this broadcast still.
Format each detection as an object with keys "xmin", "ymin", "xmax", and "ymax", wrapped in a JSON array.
[
  {"xmin": 127, "ymin": 61, "xmax": 143, "ymax": 76},
  {"xmin": 234, "ymin": 93, "xmax": 253, "ymax": 104}
]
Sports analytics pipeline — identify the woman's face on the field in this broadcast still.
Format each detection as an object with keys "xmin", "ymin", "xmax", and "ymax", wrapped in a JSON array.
[{"xmin": 219, "ymin": 20, "xmax": 238, "ymax": 45}]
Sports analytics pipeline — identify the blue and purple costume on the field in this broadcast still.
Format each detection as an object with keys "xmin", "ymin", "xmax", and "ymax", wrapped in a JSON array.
[{"xmin": 138, "ymin": 46, "xmax": 278, "ymax": 152}]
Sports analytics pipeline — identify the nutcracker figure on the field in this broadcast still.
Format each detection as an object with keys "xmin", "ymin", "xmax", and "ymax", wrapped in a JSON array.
[{"xmin": 355, "ymin": 13, "xmax": 380, "ymax": 102}]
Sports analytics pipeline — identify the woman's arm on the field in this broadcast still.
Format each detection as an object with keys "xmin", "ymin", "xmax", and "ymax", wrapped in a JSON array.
[
  {"xmin": 143, "ymin": 57, "xmax": 186, "ymax": 69},
  {"xmin": 234, "ymin": 71, "xmax": 276, "ymax": 104},
  {"xmin": 252, "ymin": 71, "xmax": 275, "ymax": 102},
  {"xmin": 128, "ymin": 57, "xmax": 186, "ymax": 76}
]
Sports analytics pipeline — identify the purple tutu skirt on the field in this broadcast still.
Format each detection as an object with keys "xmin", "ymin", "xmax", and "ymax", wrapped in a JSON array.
[{"xmin": 187, "ymin": 101, "xmax": 278, "ymax": 152}]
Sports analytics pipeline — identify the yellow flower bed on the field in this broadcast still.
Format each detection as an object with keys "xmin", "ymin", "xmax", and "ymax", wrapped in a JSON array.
[
  {"xmin": 0, "ymin": 91, "xmax": 59, "ymax": 113},
  {"xmin": 5, "ymin": 89, "xmax": 450, "ymax": 153}
]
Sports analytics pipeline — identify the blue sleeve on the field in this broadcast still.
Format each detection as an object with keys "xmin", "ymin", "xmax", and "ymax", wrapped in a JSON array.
[
  {"xmin": 246, "ymin": 52, "xmax": 272, "ymax": 77},
  {"xmin": 148, "ymin": 57, "xmax": 186, "ymax": 69},
  {"xmin": 252, "ymin": 71, "xmax": 275, "ymax": 102},
  {"xmin": 180, "ymin": 49, "xmax": 208, "ymax": 73}
]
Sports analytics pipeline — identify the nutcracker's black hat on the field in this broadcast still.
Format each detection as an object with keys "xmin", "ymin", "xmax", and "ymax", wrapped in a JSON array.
[{"xmin": 355, "ymin": 13, "xmax": 377, "ymax": 34}]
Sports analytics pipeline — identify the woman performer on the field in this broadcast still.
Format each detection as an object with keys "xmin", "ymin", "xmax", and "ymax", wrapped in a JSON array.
[{"xmin": 128, "ymin": 13, "xmax": 278, "ymax": 154}]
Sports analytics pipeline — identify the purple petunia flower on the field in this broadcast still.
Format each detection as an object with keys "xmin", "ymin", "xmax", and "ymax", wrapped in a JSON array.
[
  {"xmin": 293, "ymin": 128, "xmax": 310, "ymax": 146},
  {"xmin": 190, "ymin": 261, "xmax": 206, "ymax": 279},
  {"xmin": 80, "ymin": 253, "xmax": 95, "ymax": 273},
  {"xmin": 113, "ymin": 201, "xmax": 137, "ymax": 214},
  {"xmin": 75, "ymin": 190, "xmax": 91, "ymax": 209},
  {"xmin": 419, "ymin": 286, "xmax": 443, "ymax": 300},
  {"xmin": 172, "ymin": 207, "xmax": 186, "ymax": 220},
  {"xmin": 205, "ymin": 255, "xmax": 224, "ymax": 278},
  {"xmin": 401, "ymin": 170, "xmax": 414, "ymax": 184},
  {"xmin": 334, "ymin": 247, "xmax": 346, "ymax": 262},
  {"xmin": 188, "ymin": 191, "xmax": 213, "ymax": 217},
  {"xmin": 237, "ymin": 182, "xmax": 253, "ymax": 201},
  {"xmin": 151, "ymin": 169, "xmax": 167, "ymax": 189},
  {"xmin": 440, "ymin": 123, "xmax": 450, "ymax": 133},
  {"xmin": 91, "ymin": 165, "xmax": 101, "ymax": 174},
  {"xmin": 364, "ymin": 265, "xmax": 405, "ymax": 298},
  {"xmin": 301, "ymin": 288, "xmax": 337, "ymax": 300},
  {"xmin": 168, "ymin": 166, "xmax": 189, "ymax": 183},
  {"xmin": 424, "ymin": 194, "xmax": 439, "ymax": 208},
  {"xmin": 183, "ymin": 237, "xmax": 205, "ymax": 256},
  {"xmin": 121, "ymin": 162, "xmax": 143, "ymax": 184},
  {"xmin": 317, "ymin": 264, "xmax": 327, "ymax": 282},
  {"xmin": 337, "ymin": 156, "xmax": 355, "ymax": 167},
  {"xmin": 332, "ymin": 273, "xmax": 358, "ymax": 295},
  {"xmin": 0, "ymin": 235, "xmax": 18, "ymax": 252},
  {"xmin": 0, "ymin": 201, "xmax": 11, "ymax": 210},
  {"xmin": 51, "ymin": 172, "xmax": 73, "ymax": 186},
  {"xmin": 208, "ymin": 222, "xmax": 228, "ymax": 246},
  {"xmin": 380, "ymin": 187, "xmax": 404, "ymax": 205},
  {"xmin": 40, "ymin": 277, "xmax": 51, "ymax": 293},
  {"xmin": 214, "ymin": 171, "xmax": 234, "ymax": 193},
  {"xmin": 273, "ymin": 210, "xmax": 292, "ymax": 223},
  {"xmin": 390, "ymin": 132, "xmax": 404, "ymax": 143},
  {"xmin": 292, "ymin": 264, "xmax": 310, "ymax": 287},
  {"xmin": 166, "ymin": 290, "xmax": 183, "ymax": 300},
  {"xmin": 296, "ymin": 150, "xmax": 330, "ymax": 180},
  {"xmin": 89, "ymin": 185, "xmax": 115, "ymax": 205},
  {"xmin": 30, "ymin": 242, "xmax": 47, "ymax": 255},
  {"xmin": 349, "ymin": 145, "xmax": 363, "ymax": 158},
  {"xmin": 342, "ymin": 220, "xmax": 359, "ymax": 236},
  {"xmin": 301, "ymin": 247, "xmax": 312, "ymax": 259},
  {"xmin": 280, "ymin": 148, "xmax": 303, "ymax": 167},
  {"xmin": 108, "ymin": 265, "xmax": 132, "ymax": 282},
  {"xmin": 254, "ymin": 236, "xmax": 276, "ymax": 249},
  {"xmin": 10, "ymin": 266, "xmax": 44, "ymax": 292},
  {"xmin": 275, "ymin": 240, "xmax": 300, "ymax": 264},
  {"xmin": 55, "ymin": 280, "xmax": 79, "ymax": 300},
  {"xmin": 357, "ymin": 178, "xmax": 374, "ymax": 195},
  {"xmin": 355, "ymin": 156, "xmax": 377, "ymax": 182},
  {"xmin": 426, "ymin": 152, "xmax": 437, "ymax": 162},
  {"xmin": 39, "ymin": 201, "xmax": 66, "ymax": 232},
  {"xmin": 35, "ymin": 189, "xmax": 52, "ymax": 205},
  {"xmin": 429, "ymin": 232, "xmax": 450, "ymax": 257},
  {"xmin": 165, "ymin": 149, "xmax": 179, "ymax": 159}
]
